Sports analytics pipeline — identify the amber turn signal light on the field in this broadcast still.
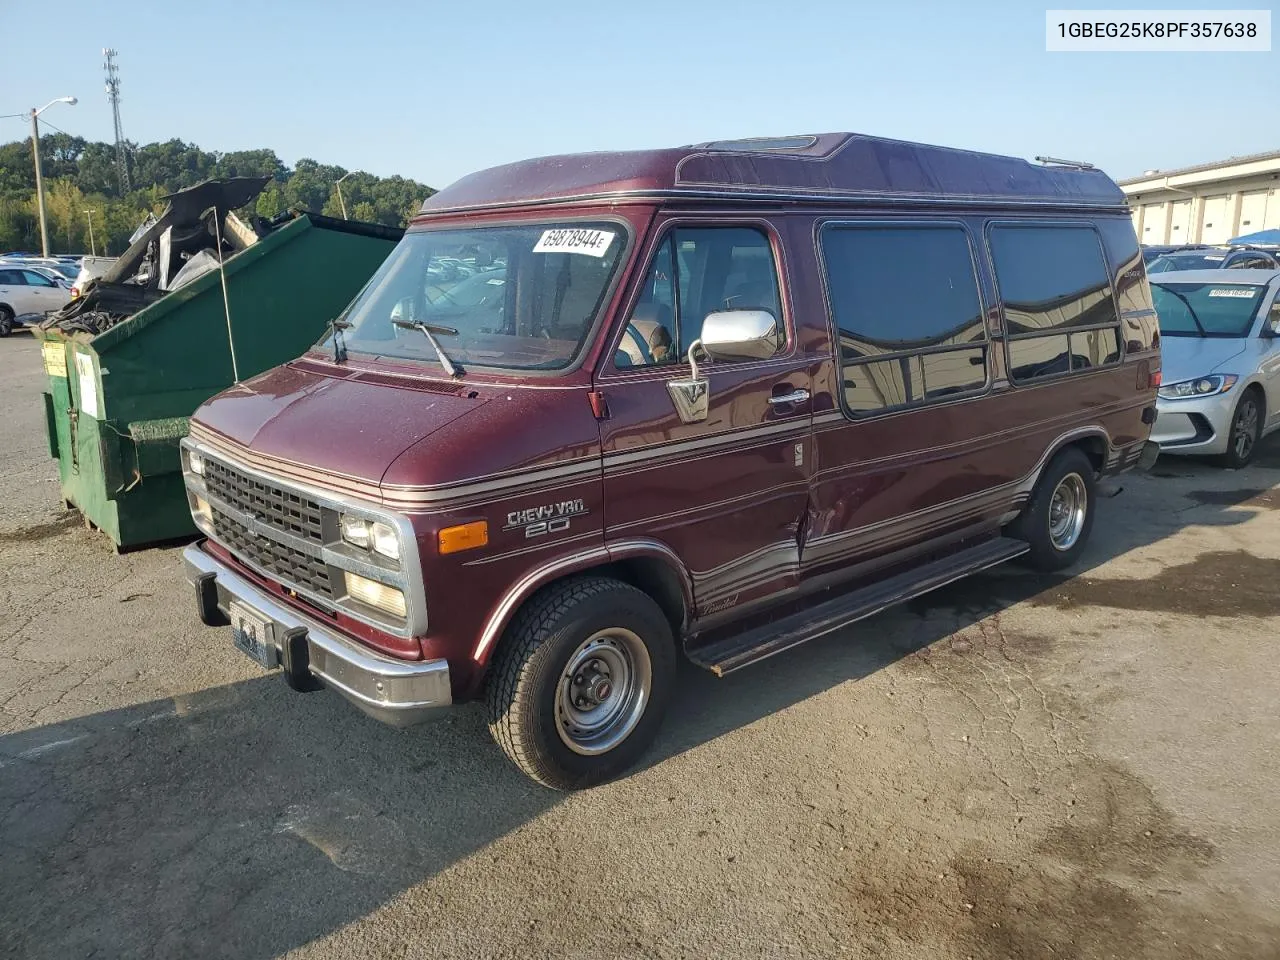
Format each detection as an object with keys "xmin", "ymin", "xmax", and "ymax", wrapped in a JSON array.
[{"xmin": 438, "ymin": 520, "xmax": 488, "ymax": 555}]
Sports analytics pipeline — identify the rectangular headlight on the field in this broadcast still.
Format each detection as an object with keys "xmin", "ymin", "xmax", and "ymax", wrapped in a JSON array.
[
  {"xmin": 340, "ymin": 514, "xmax": 371, "ymax": 549},
  {"xmin": 343, "ymin": 572, "xmax": 406, "ymax": 618},
  {"xmin": 340, "ymin": 514, "xmax": 399, "ymax": 562},
  {"xmin": 370, "ymin": 522, "xmax": 400, "ymax": 561},
  {"xmin": 187, "ymin": 450, "xmax": 204, "ymax": 476}
]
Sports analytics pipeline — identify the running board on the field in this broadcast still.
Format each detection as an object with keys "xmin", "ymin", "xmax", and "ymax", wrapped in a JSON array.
[{"xmin": 688, "ymin": 536, "xmax": 1029, "ymax": 677}]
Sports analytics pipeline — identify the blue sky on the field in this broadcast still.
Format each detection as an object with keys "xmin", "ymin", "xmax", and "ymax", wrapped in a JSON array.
[{"xmin": 4, "ymin": 0, "xmax": 1276, "ymax": 190}]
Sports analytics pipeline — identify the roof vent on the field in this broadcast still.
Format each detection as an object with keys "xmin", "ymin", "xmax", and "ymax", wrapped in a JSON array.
[
  {"xmin": 702, "ymin": 135, "xmax": 818, "ymax": 152},
  {"xmin": 1035, "ymin": 155, "xmax": 1096, "ymax": 170}
]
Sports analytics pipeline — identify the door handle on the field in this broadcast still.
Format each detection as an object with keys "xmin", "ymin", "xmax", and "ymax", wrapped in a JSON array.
[{"xmin": 768, "ymin": 389, "xmax": 810, "ymax": 406}]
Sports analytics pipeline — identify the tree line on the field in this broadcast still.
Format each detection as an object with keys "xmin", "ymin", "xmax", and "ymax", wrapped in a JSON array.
[{"xmin": 0, "ymin": 134, "xmax": 436, "ymax": 256}]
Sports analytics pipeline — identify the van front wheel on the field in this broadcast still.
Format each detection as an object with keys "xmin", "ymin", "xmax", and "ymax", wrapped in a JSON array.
[
  {"xmin": 1013, "ymin": 446, "xmax": 1097, "ymax": 572},
  {"xmin": 484, "ymin": 575, "xmax": 676, "ymax": 790}
]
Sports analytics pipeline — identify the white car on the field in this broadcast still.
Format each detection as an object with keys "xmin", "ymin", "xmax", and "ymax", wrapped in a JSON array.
[
  {"xmin": 0, "ymin": 265, "xmax": 73, "ymax": 336},
  {"xmin": 1149, "ymin": 268, "xmax": 1280, "ymax": 467}
]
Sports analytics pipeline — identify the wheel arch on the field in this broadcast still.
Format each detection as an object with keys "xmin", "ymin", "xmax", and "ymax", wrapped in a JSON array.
[
  {"xmin": 471, "ymin": 539, "xmax": 693, "ymax": 673},
  {"xmin": 1037, "ymin": 426, "xmax": 1111, "ymax": 481}
]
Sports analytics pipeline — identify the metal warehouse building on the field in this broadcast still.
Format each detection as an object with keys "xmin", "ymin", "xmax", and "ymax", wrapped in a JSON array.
[{"xmin": 1119, "ymin": 150, "xmax": 1280, "ymax": 245}]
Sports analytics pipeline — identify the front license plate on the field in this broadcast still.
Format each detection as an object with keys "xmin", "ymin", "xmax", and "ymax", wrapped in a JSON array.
[{"xmin": 230, "ymin": 600, "xmax": 279, "ymax": 670}]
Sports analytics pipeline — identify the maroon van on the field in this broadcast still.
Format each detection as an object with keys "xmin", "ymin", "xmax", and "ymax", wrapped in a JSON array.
[{"xmin": 182, "ymin": 133, "xmax": 1160, "ymax": 789}]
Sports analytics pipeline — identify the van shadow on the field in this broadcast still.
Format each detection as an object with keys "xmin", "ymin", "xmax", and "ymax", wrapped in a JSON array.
[
  {"xmin": 1, "ymin": 452, "xmax": 1272, "ymax": 959},
  {"xmin": 0, "ymin": 684, "xmax": 550, "ymax": 960}
]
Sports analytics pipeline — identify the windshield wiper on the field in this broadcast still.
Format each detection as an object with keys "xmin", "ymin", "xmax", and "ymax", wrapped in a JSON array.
[
  {"xmin": 393, "ymin": 319, "xmax": 464, "ymax": 377},
  {"xmin": 329, "ymin": 318, "xmax": 352, "ymax": 362},
  {"xmin": 1161, "ymin": 287, "xmax": 1207, "ymax": 336}
]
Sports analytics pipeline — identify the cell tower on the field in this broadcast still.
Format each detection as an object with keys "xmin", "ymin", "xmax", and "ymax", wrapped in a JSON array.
[{"xmin": 103, "ymin": 48, "xmax": 130, "ymax": 193}]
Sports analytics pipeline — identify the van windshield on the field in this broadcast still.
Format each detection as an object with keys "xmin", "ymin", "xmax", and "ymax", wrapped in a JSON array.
[{"xmin": 318, "ymin": 222, "xmax": 627, "ymax": 371}]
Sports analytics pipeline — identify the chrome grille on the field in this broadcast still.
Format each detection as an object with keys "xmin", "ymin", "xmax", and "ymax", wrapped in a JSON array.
[
  {"xmin": 211, "ymin": 509, "xmax": 335, "ymax": 598},
  {"xmin": 203, "ymin": 458, "xmax": 324, "ymax": 543},
  {"xmin": 203, "ymin": 458, "xmax": 334, "ymax": 599}
]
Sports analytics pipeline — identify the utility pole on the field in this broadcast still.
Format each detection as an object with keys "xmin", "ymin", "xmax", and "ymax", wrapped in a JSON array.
[
  {"xmin": 28, "ymin": 97, "xmax": 77, "ymax": 258},
  {"xmin": 336, "ymin": 171, "xmax": 355, "ymax": 220},
  {"xmin": 104, "ymin": 49, "xmax": 130, "ymax": 193},
  {"xmin": 84, "ymin": 209, "xmax": 97, "ymax": 256},
  {"xmin": 30, "ymin": 111, "xmax": 48, "ymax": 257}
]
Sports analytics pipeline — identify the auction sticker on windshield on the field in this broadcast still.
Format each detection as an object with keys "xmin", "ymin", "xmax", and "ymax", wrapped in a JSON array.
[
  {"xmin": 534, "ymin": 228, "xmax": 615, "ymax": 257},
  {"xmin": 1208, "ymin": 288, "xmax": 1257, "ymax": 298}
]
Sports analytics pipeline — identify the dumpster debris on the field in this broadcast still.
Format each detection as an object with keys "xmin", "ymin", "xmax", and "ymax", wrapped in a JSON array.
[{"xmin": 41, "ymin": 176, "xmax": 272, "ymax": 336}]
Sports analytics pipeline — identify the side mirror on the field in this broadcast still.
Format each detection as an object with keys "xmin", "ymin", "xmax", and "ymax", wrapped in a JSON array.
[{"xmin": 698, "ymin": 310, "xmax": 779, "ymax": 362}]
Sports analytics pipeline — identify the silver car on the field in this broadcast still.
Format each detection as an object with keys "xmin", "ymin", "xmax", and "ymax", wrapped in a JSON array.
[{"xmin": 1150, "ymin": 268, "xmax": 1280, "ymax": 467}]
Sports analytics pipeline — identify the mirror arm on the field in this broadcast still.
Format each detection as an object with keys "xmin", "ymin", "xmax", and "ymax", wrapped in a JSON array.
[{"xmin": 686, "ymin": 338, "xmax": 705, "ymax": 380}]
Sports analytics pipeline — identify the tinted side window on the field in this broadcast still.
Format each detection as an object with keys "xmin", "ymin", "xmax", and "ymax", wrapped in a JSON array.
[
  {"xmin": 0, "ymin": 269, "xmax": 26, "ymax": 285},
  {"xmin": 619, "ymin": 226, "xmax": 782, "ymax": 367},
  {"xmin": 990, "ymin": 224, "xmax": 1122, "ymax": 383},
  {"xmin": 1097, "ymin": 217, "xmax": 1156, "ymax": 355},
  {"xmin": 989, "ymin": 225, "xmax": 1116, "ymax": 334},
  {"xmin": 822, "ymin": 224, "xmax": 987, "ymax": 415}
]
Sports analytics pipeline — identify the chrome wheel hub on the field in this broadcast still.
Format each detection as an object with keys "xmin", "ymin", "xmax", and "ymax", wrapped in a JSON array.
[
  {"xmin": 1048, "ymin": 472, "xmax": 1087, "ymax": 552},
  {"xmin": 555, "ymin": 629, "xmax": 652, "ymax": 756}
]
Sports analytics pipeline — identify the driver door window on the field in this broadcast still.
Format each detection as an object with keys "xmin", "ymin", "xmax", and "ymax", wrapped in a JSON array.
[{"xmin": 617, "ymin": 226, "xmax": 783, "ymax": 367}]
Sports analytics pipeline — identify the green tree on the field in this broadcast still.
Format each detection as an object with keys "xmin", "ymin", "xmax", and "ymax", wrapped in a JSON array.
[{"xmin": 0, "ymin": 133, "xmax": 436, "ymax": 253}]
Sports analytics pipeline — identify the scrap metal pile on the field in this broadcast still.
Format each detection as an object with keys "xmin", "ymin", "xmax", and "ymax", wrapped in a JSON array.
[{"xmin": 43, "ymin": 177, "xmax": 280, "ymax": 336}]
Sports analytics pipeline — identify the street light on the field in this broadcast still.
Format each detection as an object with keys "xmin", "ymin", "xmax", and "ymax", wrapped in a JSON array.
[
  {"xmin": 335, "ymin": 171, "xmax": 356, "ymax": 221},
  {"xmin": 83, "ymin": 209, "xmax": 98, "ymax": 256},
  {"xmin": 29, "ymin": 96, "xmax": 78, "ymax": 257}
]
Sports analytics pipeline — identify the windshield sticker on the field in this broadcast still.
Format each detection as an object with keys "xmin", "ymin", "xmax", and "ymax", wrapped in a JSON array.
[
  {"xmin": 1208, "ymin": 288, "xmax": 1257, "ymax": 298},
  {"xmin": 533, "ymin": 228, "xmax": 615, "ymax": 257},
  {"xmin": 1204, "ymin": 255, "xmax": 1226, "ymax": 261}
]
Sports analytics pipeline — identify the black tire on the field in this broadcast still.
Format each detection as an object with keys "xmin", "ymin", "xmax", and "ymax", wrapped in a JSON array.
[
  {"xmin": 1216, "ymin": 387, "xmax": 1263, "ymax": 469},
  {"xmin": 484, "ymin": 575, "xmax": 676, "ymax": 790},
  {"xmin": 0, "ymin": 306, "xmax": 13, "ymax": 338},
  {"xmin": 1011, "ymin": 446, "xmax": 1097, "ymax": 572}
]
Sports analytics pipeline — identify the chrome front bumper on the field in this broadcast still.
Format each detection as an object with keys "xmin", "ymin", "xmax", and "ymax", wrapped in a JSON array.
[{"xmin": 183, "ymin": 544, "xmax": 451, "ymax": 726}]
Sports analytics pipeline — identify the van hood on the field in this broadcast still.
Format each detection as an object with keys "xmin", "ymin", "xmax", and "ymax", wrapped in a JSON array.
[
  {"xmin": 1159, "ymin": 336, "xmax": 1249, "ymax": 385},
  {"xmin": 191, "ymin": 361, "xmax": 487, "ymax": 486}
]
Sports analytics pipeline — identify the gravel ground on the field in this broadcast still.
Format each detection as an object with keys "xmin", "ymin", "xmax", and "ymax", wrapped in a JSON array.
[{"xmin": 1, "ymin": 331, "xmax": 1278, "ymax": 959}]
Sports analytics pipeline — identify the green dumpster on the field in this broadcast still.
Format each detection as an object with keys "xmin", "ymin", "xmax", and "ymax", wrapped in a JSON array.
[{"xmin": 36, "ymin": 213, "xmax": 401, "ymax": 550}]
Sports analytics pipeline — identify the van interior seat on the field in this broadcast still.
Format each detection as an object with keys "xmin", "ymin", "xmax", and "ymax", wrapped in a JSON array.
[{"xmin": 617, "ymin": 304, "xmax": 674, "ymax": 366}]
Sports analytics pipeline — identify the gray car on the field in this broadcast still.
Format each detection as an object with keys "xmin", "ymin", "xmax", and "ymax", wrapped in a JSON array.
[{"xmin": 1149, "ymin": 268, "xmax": 1280, "ymax": 467}]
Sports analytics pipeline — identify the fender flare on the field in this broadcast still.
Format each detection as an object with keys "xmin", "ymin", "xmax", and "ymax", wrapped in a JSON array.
[
  {"xmin": 1019, "ymin": 425, "xmax": 1113, "ymax": 495},
  {"xmin": 471, "ymin": 538, "xmax": 694, "ymax": 666}
]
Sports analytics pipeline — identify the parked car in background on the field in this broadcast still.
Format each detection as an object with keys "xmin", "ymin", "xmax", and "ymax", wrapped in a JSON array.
[
  {"xmin": 25, "ymin": 266, "xmax": 74, "ymax": 288},
  {"xmin": 69, "ymin": 256, "xmax": 116, "ymax": 298},
  {"xmin": 0, "ymin": 261, "xmax": 67, "ymax": 287},
  {"xmin": 0, "ymin": 265, "xmax": 74, "ymax": 335},
  {"xmin": 1148, "ymin": 246, "xmax": 1279, "ymax": 274},
  {"xmin": 1149, "ymin": 268, "xmax": 1280, "ymax": 467},
  {"xmin": 43, "ymin": 261, "xmax": 81, "ymax": 282},
  {"xmin": 1142, "ymin": 243, "xmax": 1209, "ymax": 264}
]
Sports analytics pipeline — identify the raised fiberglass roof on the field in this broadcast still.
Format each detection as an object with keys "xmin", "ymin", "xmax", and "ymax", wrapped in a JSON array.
[{"xmin": 418, "ymin": 132, "xmax": 1127, "ymax": 215}]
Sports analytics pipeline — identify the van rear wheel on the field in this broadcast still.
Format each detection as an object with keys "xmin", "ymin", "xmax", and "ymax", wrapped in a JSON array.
[
  {"xmin": 1012, "ymin": 446, "xmax": 1097, "ymax": 572},
  {"xmin": 484, "ymin": 575, "xmax": 676, "ymax": 790}
]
